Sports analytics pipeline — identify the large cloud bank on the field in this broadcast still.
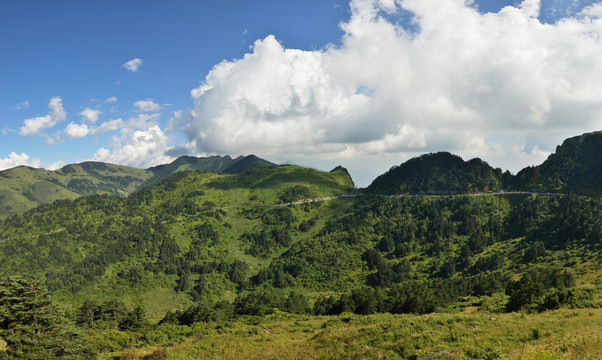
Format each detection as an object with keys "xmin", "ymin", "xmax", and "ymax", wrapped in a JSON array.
[{"xmin": 184, "ymin": 0, "xmax": 602, "ymax": 172}]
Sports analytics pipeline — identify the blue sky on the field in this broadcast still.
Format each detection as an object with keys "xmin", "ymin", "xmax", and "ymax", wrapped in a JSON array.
[{"xmin": 2, "ymin": 0, "xmax": 602, "ymax": 187}]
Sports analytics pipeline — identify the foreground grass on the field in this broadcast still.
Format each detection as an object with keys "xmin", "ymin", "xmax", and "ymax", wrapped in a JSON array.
[{"xmin": 100, "ymin": 308, "xmax": 601, "ymax": 359}]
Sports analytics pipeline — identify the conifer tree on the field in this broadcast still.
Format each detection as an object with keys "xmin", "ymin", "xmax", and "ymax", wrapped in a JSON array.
[{"xmin": 0, "ymin": 276, "xmax": 96, "ymax": 359}]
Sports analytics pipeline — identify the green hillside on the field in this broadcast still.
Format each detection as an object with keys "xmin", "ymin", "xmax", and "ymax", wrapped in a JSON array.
[
  {"xmin": 0, "ymin": 165, "xmax": 356, "ymax": 304},
  {"xmin": 1, "ymin": 164, "xmax": 599, "ymax": 313},
  {"xmin": 0, "ymin": 154, "xmax": 276, "ymax": 219},
  {"xmin": 0, "ymin": 163, "xmax": 150, "ymax": 219},
  {"xmin": 0, "ymin": 162, "xmax": 600, "ymax": 358}
]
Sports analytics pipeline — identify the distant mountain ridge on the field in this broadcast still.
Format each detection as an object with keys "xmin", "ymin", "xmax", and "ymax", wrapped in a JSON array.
[
  {"xmin": 1, "ymin": 131, "xmax": 601, "ymax": 219},
  {"xmin": 145, "ymin": 154, "xmax": 275, "ymax": 187},
  {"xmin": 0, "ymin": 154, "xmax": 275, "ymax": 219}
]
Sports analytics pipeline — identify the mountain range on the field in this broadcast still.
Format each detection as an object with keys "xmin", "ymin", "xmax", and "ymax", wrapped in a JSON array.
[
  {"xmin": 2, "ymin": 131, "xmax": 601, "ymax": 220},
  {"xmin": 0, "ymin": 154, "xmax": 274, "ymax": 219}
]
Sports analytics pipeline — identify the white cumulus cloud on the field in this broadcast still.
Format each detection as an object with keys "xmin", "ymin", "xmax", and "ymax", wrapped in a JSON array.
[
  {"xmin": 92, "ymin": 125, "xmax": 174, "ymax": 168},
  {"xmin": 106, "ymin": 96, "xmax": 118, "ymax": 103},
  {"xmin": 19, "ymin": 97, "xmax": 66, "ymax": 136},
  {"xmin": 583, "ymin": 4, "xmax": 602, "ymax": 18},
  {"xmin": 64, "ymin": 122, "xmax": 90, "ymax": 139},
  {"xmin": 79, "ymin": 108, "xmax": 101, "ymax": 123},
  {"xmin": 123, "ymin": 58, "xmax": 143, "ymax": 72},
  {"xmin": 0, "ymin": 152, "xmax": 41, "ymax": 171},
  {"xmin": 182, "ymin": 0, "xmax": 602, "ymax": 175}
]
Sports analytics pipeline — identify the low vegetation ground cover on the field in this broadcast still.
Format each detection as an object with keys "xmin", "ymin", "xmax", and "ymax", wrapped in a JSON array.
[{"xmin": 98, "ymin": 308, "xmax": 602, "ymax": 359}]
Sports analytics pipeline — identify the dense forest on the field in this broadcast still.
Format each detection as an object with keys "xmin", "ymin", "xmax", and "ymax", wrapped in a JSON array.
[{"xmin": 1, "ymin": 132, "xmax": 601, "ymax": 358}]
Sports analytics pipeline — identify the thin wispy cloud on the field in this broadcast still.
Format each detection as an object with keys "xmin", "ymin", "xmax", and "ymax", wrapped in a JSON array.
[
  {"xmin": 2, "ymin": 127, "xmax": 16, "ymax": 136},
  {"xmin": 15, "ymin": 101, "xmax": 30, "ymax": 110},
  {"xmin": 134, "ymin": 100, "xmax": 161, "ymax": 113}
]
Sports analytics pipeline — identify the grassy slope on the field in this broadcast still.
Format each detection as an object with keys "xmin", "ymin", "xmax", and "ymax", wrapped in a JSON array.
[
  {"xmin": 100, "ymin": 308, "xmax": 602, "ymax": 359},
  {"xmin": 58, "ymin": 162, "xmax": 153, "ymax": 195},
  {"xmin": 0, "ymin": 166, "xmax": 81, "ymax": 218}
]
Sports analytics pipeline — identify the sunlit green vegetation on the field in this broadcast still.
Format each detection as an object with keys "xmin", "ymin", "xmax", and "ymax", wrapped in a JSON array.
[
  {"xmin": 97, "ymin": 309, "xmax": 602, "ymax": 360},
  {"xmin": 1, "ymin": 132, "xmax": 601, "ymax": 358}
]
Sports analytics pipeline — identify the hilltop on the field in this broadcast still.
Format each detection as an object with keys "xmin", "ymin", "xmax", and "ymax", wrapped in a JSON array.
[
  {"xmin": 146, "ymin": 154, "xmax": 275, "ymax": 186},
  {"xmin": 366, "ymin": 152, "xmax": 502, "ymax": 194}
]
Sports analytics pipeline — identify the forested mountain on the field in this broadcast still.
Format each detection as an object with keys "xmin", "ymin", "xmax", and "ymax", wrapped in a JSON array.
[
  {"xmin": 511, "ymin": 131, "xmax": 602, "ymax": 196},
  {"xmin": 0, "ymin": 154, "xmax": 275, "ymax": 219},
  {"xmin": 366, "ymin": 152, "xmax": 503, "ymax": 194},
  {"xmin": 0, "ymin": 165, "xmax": 355, "ymax": 303}
]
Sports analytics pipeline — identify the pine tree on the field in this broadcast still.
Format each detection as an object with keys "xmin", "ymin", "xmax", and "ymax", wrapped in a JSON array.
[{"xmin": 0, "ymin": 276, "xmax": 96, "ymax": 359}]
